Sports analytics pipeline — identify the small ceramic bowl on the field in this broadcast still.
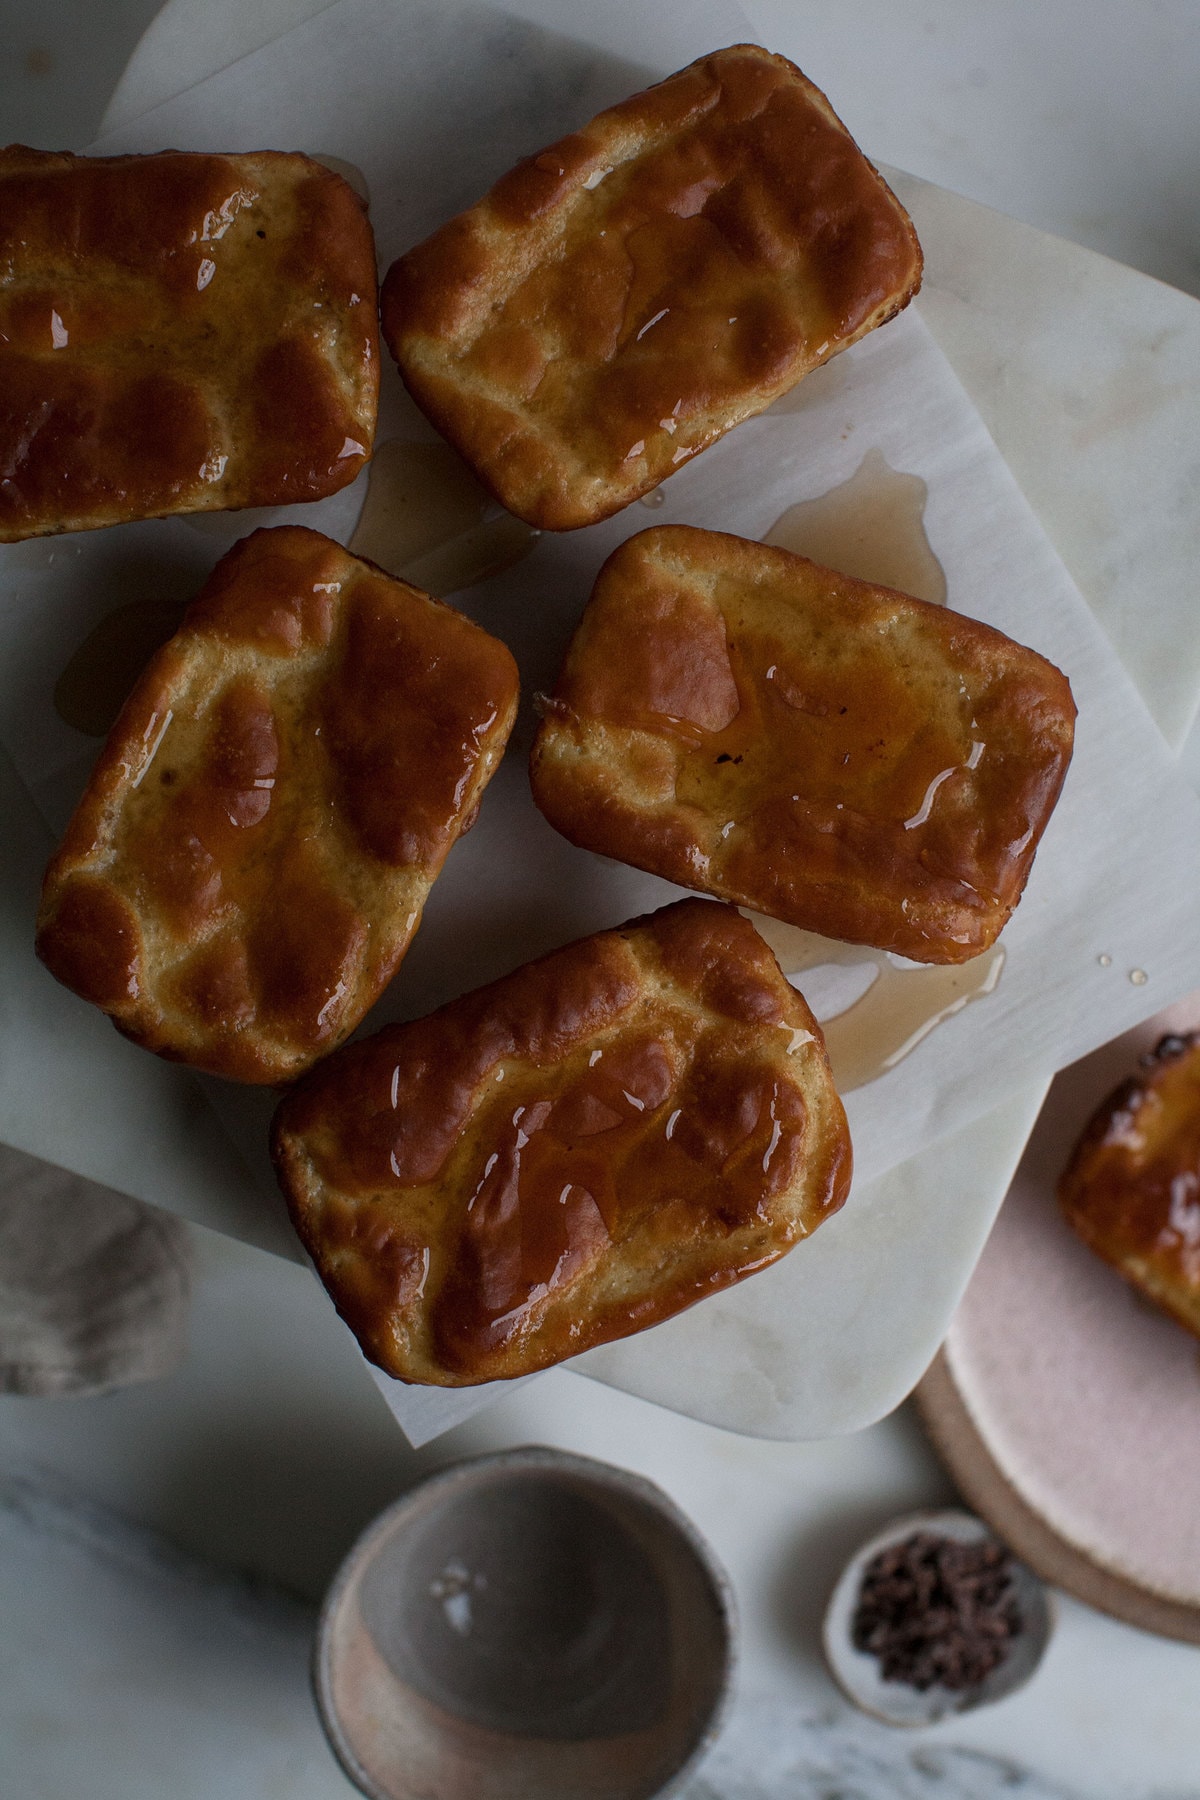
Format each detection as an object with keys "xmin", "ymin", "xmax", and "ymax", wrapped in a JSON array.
[
  {"xmin": 822, "ymin": 1508, "xmax": 1054, "ymax": 1727},
  {"xmin": 314, "ymin": 1446, "xmax": 736, "ymax": 1800}
]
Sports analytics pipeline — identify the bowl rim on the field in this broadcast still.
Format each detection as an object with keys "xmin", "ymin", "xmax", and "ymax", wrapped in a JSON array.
[
  {"xmin": 820, "ymin": 1505, "xmax": 1056, "ymax": 1728},
  {"xmin": 312, "ymin": 1443, "xmax": 739, "ymax": 1800}
]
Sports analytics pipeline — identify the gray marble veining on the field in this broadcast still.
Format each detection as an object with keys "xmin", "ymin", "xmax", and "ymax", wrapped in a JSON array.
[{"xmin": 0, "ymin": 1469, "xmax": 1117, "ymax": 1800}]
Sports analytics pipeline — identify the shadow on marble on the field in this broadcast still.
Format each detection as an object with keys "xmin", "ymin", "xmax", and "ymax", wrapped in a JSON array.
[
  {"xmin": 0, "ymin": 0, "xmax": 163, "ymax": 147},
  {"xmin": 766, "ymin": 1495, "xmax": 940, "ymax": 1679},
  {"xmin": 146, "ymin": 1406, "xmax": 450, "ymax": 1599},
  {"xmin": 0, "ymin": 1467, "xmax": 358, "ymax": 1799}
]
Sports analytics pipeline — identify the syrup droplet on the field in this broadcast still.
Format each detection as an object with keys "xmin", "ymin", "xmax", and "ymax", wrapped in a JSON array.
[
  {"xmin": 1130, "ymin": 968, "xmax": 1149, "ymax": 986},
  {"xmin": 640, "ymin": 486, "xmax": 666, "ymax": 508},
  {"xmin": 742, "ymin": 911, "xmax": 1004, "ymax": 1092},
  {"xmin": 764, "ymin": 448, "xmax": 947, "ymax": 606},
  {"xmin": 54, "ymin": 599, "xmax": 187, "ymax": 736},
  {"xmin": 1097, "ymin": 953, "xmax": 1113, "ymax": 967},
  {"xmin": 349, "ymin": 439, "xmax": 538, "ymax": 596}
]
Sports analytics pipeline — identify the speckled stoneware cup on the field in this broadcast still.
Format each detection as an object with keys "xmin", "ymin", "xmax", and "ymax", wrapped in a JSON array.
[
  {"xmin": 822, "ymin": 1507, "xmax": 1054, "ymax": 1727},
  {"xmin": 314, "ymin": 1447, "xmax": 736, "ymax": 1800}
]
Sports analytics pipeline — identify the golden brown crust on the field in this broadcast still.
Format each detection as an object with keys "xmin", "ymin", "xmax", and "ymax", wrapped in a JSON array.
[
  {"xmin": 270, "ymin": 898, "xmax": 852, "ymax": 1384},
  {"xmin": 380, "ymin": 45, "xmax": 921, "ymax": 530},
  {"xmin": 36, "ymin": 527, "xmax": 519, "ymax": 1083},
  {"xmin": 1059, "ymin": 1034, "xmax": 1200, "ymax": 1338},
  {"xmin": 0, "ymin": 146, "xmax": 379, "ymax": 540},
  {"xmin": 530, "ymin": 526, "xmax": 1076, "ymax": 964}
]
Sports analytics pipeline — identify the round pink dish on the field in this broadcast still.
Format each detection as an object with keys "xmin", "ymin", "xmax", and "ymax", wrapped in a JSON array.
[{"xmin": 918, "ymin": 991, "xmax": 1200, "ymax": 1636}]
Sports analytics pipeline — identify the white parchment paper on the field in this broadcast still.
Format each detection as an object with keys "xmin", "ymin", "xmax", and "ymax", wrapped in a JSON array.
[{"xmin": 3, "ymin": 0, "xmax": 1200, "ymax": 1442}]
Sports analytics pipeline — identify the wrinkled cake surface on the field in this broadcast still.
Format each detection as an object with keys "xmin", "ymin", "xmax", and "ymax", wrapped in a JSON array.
[
  {"xmin": 382, "ymin": 44, "xmax": 922, "ymax": 530},
  {"xmin": 530, "ymin": 526, "xmax": 1076, "ymax": 963},
  {"xmin": 1060, "ymin": 1033, "xmax": 1200, "ymax": 1339},
  {"xmin": 0, "ymin": 146, "xmax": 378, "ymax": 539},
  {"xmin": 36, "ymin": 527, "xmax": 519, "ymax": 1083},
  {"xmin": 271, "ymin": 899, "xmax": 852, "ymax": 1384}
]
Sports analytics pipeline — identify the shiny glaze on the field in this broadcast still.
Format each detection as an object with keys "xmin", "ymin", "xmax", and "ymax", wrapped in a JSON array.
[
  {"xmin": 0, "ymin": 147, "xmax": 378, "ymax": 540},
  {"xmin": 531, "ymin": 526, "xmax": 1076, "ymax": 964},
  {"xmin": 36, "ymin": 527, "xmax": 519, "ymax": 1082},
  {"xmin": 323, "ymin": 564, "xmax": 514, "ymax": 870},
  {"xmin": 382, "ymin": 46, "xmax": 921, "ymax": 529},
  {"xmin": 433, "ymin": 1025, "xmax": 805, "ymax": 1368},
  {"xmin": 271, "ymin": 899, "xmax": 852, "ymax": 1384},
  {"xmin": 1060, "ymin": 1035, "xmax": 1200, "ymax": 1334}
]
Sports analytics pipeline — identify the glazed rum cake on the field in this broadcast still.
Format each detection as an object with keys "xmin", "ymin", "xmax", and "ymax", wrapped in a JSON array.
[
  {"xmin": 36, "ymin": 527, "xmax": 519, "ymax": 1083},
  {"xmin": 530, "ymin": 526, "xmax": 1076, "ymax": 964},
  {"xmin": 1060, "ymin": 1033, "xmax": 1200, "ymax": 1338},
  {"xmin": 381, "ymin": 44, "xmax": 922, "ymax": 530},
  {"xmin": 0, "ymin": 147, "xmax": 378, "ymax": 539},
  {"xmin": 271, "ymin": 899, "xmax": 852, "ymax": 1384}
]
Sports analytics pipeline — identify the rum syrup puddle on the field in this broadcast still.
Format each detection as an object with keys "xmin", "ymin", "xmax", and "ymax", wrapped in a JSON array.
[
  {"xmin": 748, "ymin": 457, "xmax": 994, "ymax": 1086},
  {"xmin": 764, "ymin": 447, "xmax": 947, "ymax": 606},
  {"xmin": 348, "ymin": 439, "xmax": 538, "ymax": 597},
  {"xmin": 744, "ymin": 912, "xmax": 1005, "ymax": 1092}
]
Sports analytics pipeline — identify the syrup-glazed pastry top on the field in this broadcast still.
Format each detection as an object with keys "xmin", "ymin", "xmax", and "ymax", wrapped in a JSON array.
[
  {"xmin": 271, "ymin": 899, "xmax": 852, "ymax": 1384},
  {"xmin": 531, "ymin": 526, "xmax": 1076, "ymax": 963},
  {"xmin": 0, "ymin": 146, "xmax": 378, "ymax": 539},
  {"xmin": 382, "ymin": 45, "xmax": 922, "ymax": 529},
  {"xmin": 1060, "ymin": 1033, "xmax": 1200, "ymax": 1339},
  {"xmin": 36, "ymin": 527, "xmax": 519, "ymax": 1082}
]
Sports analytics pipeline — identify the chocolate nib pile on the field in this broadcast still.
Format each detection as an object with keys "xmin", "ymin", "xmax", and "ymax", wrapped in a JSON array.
[{"xmin": 851, "ymin": 1530, "xmax": 1022, "ymax": 1691}]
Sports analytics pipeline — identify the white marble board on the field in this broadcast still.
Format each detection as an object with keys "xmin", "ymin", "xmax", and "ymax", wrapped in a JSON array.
[{"xmin": 3, "ymin": 0, "xmax": 1200, "ymax": 1447}]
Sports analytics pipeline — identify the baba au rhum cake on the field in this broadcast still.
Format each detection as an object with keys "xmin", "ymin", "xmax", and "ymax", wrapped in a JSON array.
[
  {"xmin": 381, "ymin": 44, "xmax": 922, "ymax": 530},
  {"xmin": 36, "ymin": 526, "xmax": 518, "ymax": 1083},
  {"xmin": 530, "ymin": 526, "xmax": 1076, "ymax": 964},
  {"xmin": 271, "ymin": 899, "xmax": 852, "ymax": 1384},
  {"xmin": 1059, "ymin": 1032, "xmax": 1200, "ymax": 1338},
  {"xmin": 0, "ymin": 147, "xmax": 378, "ymax": 540}
]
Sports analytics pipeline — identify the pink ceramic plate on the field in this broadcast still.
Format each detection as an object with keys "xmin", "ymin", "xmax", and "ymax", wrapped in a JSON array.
[{"xmin": 916, "ymin": 990, "xmax": 1200, "ymax": 1642}]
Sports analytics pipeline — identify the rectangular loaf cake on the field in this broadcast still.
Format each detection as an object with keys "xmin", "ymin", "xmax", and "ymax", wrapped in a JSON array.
[
  {"xmin": 382, "ymin": 45, "xmax": 921, "ymax": 530},
  {"xmin": 0, "ymin": 146, "xmax": 378, "ymax": 539},
  {"xmin": 1059, "ymin": 1033, "xmax": 1200, "ymax": 1339},
  {"xmin": 530, "ymin": 526, "xmax": 1076, "ymax": 963},
  {"xmin": 271, "ymin": 899, "xmax": 852, "ymax": 1384},
  {"xmin": 36, "ymin": 527, "xmax": 519, "ymax": 1082}
]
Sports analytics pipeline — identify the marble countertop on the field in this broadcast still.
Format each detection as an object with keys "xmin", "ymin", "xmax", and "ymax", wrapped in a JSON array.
[
  {"xmin": 7, "ymin": 1222, "xmax": 1200, "ymax": 1800},
  {"xmin": 4, "ymin": 4, "xmax": 1200, "ymax": 1796}
]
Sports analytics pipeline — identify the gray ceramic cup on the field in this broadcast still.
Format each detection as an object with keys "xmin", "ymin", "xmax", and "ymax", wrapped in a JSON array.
[{"xmin": 314, "ymin": 1446, "xmax": 736, "ymax": 1800}]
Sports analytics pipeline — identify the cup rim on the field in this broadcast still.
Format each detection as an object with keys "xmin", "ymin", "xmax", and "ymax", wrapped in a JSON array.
[{"xmin": 313, "ymin": 1443, "xmax": 738, "ymax": 1800}]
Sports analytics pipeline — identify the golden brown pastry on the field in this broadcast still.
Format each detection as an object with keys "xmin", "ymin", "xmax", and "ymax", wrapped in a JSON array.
[
  {"xmin": 530, "ymin": 526, "xmax": 1076, "ymax": 964},
  {"xmin": 271, "ymin": 898, "xmax": 852, "ymax": 1384},
  {"xmin": 381, "ymin": 44, "xmax": 922, "ymax": 530},
  {"xmin": 36, "ymin": 526, "xmax": 519, "ymax": 1083},
  {"xmin": 0, "ymin": 146, "xmax": 378, "ymax": 540},
  {"xmin": 1059, "ymin": 1032, "xmax": 1200, "ymax": 1338}
]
